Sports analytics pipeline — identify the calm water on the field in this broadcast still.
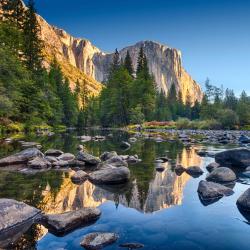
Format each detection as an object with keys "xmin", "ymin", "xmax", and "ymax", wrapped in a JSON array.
[{"xmin": 0, "ymin": 130, "xmax": 250, "ymax": 250}]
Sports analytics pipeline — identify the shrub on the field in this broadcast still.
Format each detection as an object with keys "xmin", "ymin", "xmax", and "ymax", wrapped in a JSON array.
[
  {"xmin": 217, "ymin": 109, "xmax": 239, "ymax": 129},
  {"xmin": 176, "ymin": 118, "xmax": 191, "ymax": 129}
]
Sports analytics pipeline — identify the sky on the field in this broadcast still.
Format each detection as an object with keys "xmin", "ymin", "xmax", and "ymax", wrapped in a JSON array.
[{"xmin": 26, "ymin": 0, "xmax": 250, "ymax": 94}]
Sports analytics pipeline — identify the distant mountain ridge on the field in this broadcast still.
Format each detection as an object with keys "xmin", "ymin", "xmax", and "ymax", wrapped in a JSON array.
[{"xmin": 37, "ymin": 12, "xmax": 202, "ymax": 102}]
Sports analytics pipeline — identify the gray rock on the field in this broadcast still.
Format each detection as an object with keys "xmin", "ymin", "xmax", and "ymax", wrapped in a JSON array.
[
  {"xmin": 206, "ymin": 162, "xmax": 220, "ymax": 172},
  {"xmin": 28, "ymin": 157, "xmax": 51, "ymax": 169},
  {"xmin": 102, "ymin": 156, "xmax": 128, "ymax": 167},
  {"xmin": 80, "ymin": 135, "xmax": 92, "ymax": 142},
  {"xmin": 71, "ymin": 170, "xmax": 88, "ymax": 184},
  {"xmin": 128, "ymin": 137, "xmax": 137, "ymax": 143},
  {"xmin": 215, "ymin": 148, "xmax": 250, "ymax": 168},
  {"xmin": 89, "ymin": 166, "xmax": 130, "ymax": 184},
  {"xmin": 185, "ymin": 166, "xmax": 204, "ymax": 177},
  {"xmin": 100, "ymin": 151, "xmax": 118, "ymax": 161},
  {"xmin": 237, "ymin": 188, "xmax": 250, "ymax": 212},
  {"xmin": 0, "ymin": 198, "xmax": 41, "ymax": 248},
  {"xmin": 239, "ymin": 135, "xmax": 250, "ymax": 144},
  {"xmin": 45, "ymin": 149, "xmax": 64, "ymax": 157},
  {"xmin": 52, "ymin": 160, "xmax": 69, "ymax": 167},
  {"xmin": 0, "ymin": 148, "xmax": 44, "ymax": 167},
  {"xmin": 206, "ymin": 167, "xmax": 236, "ymax": 183},
  {"xmin": 45, "ymin": 156, "xmax": 58, "ymax": 163},
  {"xmin": 198, "ymin": 180, "xmax": 234, "ymax": 200},
  {"xmin": 58, "ymin": 153, "xmax": 75, "ymax": 161},
  {"xmin": 80, "ymin": 232, "xmax": 118, "ymax": 249},
  {"xmin": 43, "ymin": 208, "xmax": 101, "ymax": 236},
  {"xmin": 77, "ymin": 145, "xmax": 84, "ymax": 151},
  {"xmin": 156, "ymin": 156, "xmax": 169, "ymax": 162},
  {"xmin": 127, "ymin": 155, "xmax": 141, "ymax": 164},
  {"xmin": 77, "ymin": 151, "xmax": 101, "ymax": 165}
]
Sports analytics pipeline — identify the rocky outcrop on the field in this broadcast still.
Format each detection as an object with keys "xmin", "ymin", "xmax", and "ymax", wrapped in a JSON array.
[{"xmin": 36, "ymin": 13, "xmax": 202, "ymax": 103}]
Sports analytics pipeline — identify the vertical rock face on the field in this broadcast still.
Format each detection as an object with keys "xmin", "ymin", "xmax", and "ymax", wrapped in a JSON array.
[{"xmin": 37, "ymin": 14, "xmax": 202, "ymax": 102}]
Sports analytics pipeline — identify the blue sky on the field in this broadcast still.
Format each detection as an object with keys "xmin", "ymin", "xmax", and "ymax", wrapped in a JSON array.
[{"xmin": 29, "ymin": 0, "xmax": 250, "ymax": 94}]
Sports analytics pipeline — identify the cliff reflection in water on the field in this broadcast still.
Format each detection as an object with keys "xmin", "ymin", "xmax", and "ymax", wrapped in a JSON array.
[{"xmin": 40, "ymin": 146, "xmax": 202, "ymax": 214}]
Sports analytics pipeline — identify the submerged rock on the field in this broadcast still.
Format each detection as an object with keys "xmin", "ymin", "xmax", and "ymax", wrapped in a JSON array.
[
  {"xmin": 45, "ymin": 149, "xmax": 64, "ymax": 157},
  {"xmin": 81, "ymin": 232, "xmax": 118, "ymax": 249},
  {"xmin": 77, "ymin": 151, "xmax": 101, "ymax": 165},
  {"xmin": 0, "ymin": 148, "xmax": 44, "ymax": 167},
  {"xmin": 185, "ymin": 166, "xmax": 204, "ymax": 177},
  {"xmin": 237, "ymin": 188, "xmax": 250, "ymax": 212},
  {"xmin": 206, "ymin": 162, "xmax": 220, "ymax": 172},
  {"xmin": 120, "ymin": 141, "xmax": 131, "ymax": 149},
  {"xmin": 206, "ymin": 167, "xmax": 236, "ymax": 183},
  {"xmin": 71, "ymin": 170, "xmax": 88, "ymax": 184},
  {"xmin": 28, "ymin": 157, "xmax": 51, "ymax": 169},
  {"xmin": 215, "ymin": 148, "xmax": 250, "ymax": 168},
  {"xmin": 89, "ymin": 166, "xmax": 130, "ymax": 184},
  {"xmin": 43, "ymin": 208, "xmax": 101, "ymax": 236},
  {"xmin": 119, "ymin": 242, "xmax": 144, "ymax": 249},
  {"xmin": 198, "ymin": 180, "xmax": 234, "ymax": 200},
  {"xmin": 0, "ymin": 199, "xmax": 41, "ymax": 248},
  {"xmin": 239, "ymin": 135, "xmax": 250, "ymax": 144}
]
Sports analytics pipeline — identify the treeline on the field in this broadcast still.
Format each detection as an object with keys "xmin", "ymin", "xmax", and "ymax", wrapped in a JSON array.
[
  {"xmin": 0, "ymin": 0, "xmax": 79, "ymax": 131},
  {"xmin": 82, "ymin": 49, "xmax": 250, "ymax": 129}
]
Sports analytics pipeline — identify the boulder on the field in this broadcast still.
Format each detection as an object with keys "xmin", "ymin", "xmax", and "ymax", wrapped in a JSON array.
[
  {"xmin": 239, "ymin": 135, "xmax": 250, "ymax": 144},
  {"xmin": 27, "ymin": 157, "xmax": 51, "ymax": 169},
  {"xmin": 126, "ymin": 155, "xmax": 141, "ymax": 164},
  {"xmin": 77, "ymin": 145, "xmax": 84, "ymax": 151},
  {"xmin": 215, "ymin": 148, "xmax": 250, "ymax": 168},
  {"xmin": 45, "ymin": 156, "xmax": 58, "ymax": 163},
  {"xmin": 100, "ymin": 151, "xmax": 118, "ymax": 161},
  {"xmin": 80, "ymin": 232, "xmax": 118, "ymax": 249},
  {"xmin": 43, "ymin": 208, "xmax": 101, "ymax": 236},
  {"xmin": 45, "ymin": 149, "xmax": 64, "ymax": 157},
  {"xmin": 52, "ymin": 160, "xmax": 69, "ymax": 167},
  {"xmin": 71, "ymin": 170, "xmax": 88, "ymax": 184},
  {"xmin": 198, "ymin": 180, "xmax": 234, "ymax": 200},
  {"xmin": 102, "ymin": 156, "xmax": 128, "ymax": 167},
  {"xmin": 206, "ymin": 162, "xmax": 220, "ymax": 172},
  {"xmin": 128, "ymin": 137, "xmax": 137, "ymax": 143},
  {"xmin": 68, "ymin": 160, "xmax": 86, "ymax": 168},
  {"xmin": 155, "ymin": 163, "xmax": 165, "ymax": 172},
  {"xmin": 0, "ymin": 148, "xmax": 44, "ymax": 167},
  {"xmin": 58, "ymin": 153, "xmax": 75, "ymax": 161},
  {"xmin": 237, "ymin": 188, "xmax": 250, "ymax": 212},
  {"xmin": 0, "ymin": 199, "xmax": 41, "ymax": 248},
  {"xmin": 89, "ymin": 166, "xmax": 130, "ymax": 185},
  {"xmin": 156, "ymin": 156, "xmax": 169, "ymax": 162},
  {"xmin": 185, "ymin": 166, "xmax": 204, "ymax": 177},
  {"xmin": 206, "ymin": 167, "xmax": 236, "ymax": 183},
  {"xmin": 80, "ymin": 136, "xmax": 92, "ymax": 142},
  {"xmin": 77, "ymin": 151, "xmax": 101, "ymax": 165}
]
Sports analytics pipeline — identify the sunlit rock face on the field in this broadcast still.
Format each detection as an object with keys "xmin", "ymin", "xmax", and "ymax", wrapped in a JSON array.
[{"xmin": 37, "ymin": 11, "xmax": 202, "ymax": 102}]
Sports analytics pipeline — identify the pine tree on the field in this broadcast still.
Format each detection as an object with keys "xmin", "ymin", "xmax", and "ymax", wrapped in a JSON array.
[
  {"xmin": 124, "ymin": 51, "xmax": 134, "ymax": 76},
  {"xmin": 23, "ymin": 0, "xmax": 43, "ymax": 72}
]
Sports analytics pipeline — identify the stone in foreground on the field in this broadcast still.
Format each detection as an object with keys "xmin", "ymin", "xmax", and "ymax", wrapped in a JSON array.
[
  {"xmin": 237, "ymin": 188, "xmax": 250, "ymax": 212},
  {"xmin": 0, "ymin": 199, "xmax": 41, "ymax": 248},
  {"xmin": 206, "ymin": 167, "xmax": 236, "ymax": 183},
  {"xmin": 185, "ymin": 166, "xmax": 204, "ymax": 177},
  {"xmin": 89, "ymin": 166, "xmax": 130, "ymax": 185},
  {"xmin": 77, "ymin": 151, "xmax": 101, "ymax": 165},
  {"xmin": 58, "ymin": 153, "xmax": 75, "ymax": 161},
  {"xmin": 81, "ymin": 232, "xmax": 118, "ymax": 249},
  {"xmin": 215, "ymin": 148, "xmax": 250, "ymax": 168},
  {"xmin": 43, "ymin": 208, "xmax": 101, "ymax": 236},
  {"xmin": 71, "ymin": 170, "xmax": 88, "ymax": 184},
  {"xmin": 100, "ymin": 151, "xmax": 118, "ymax": 161},
  {"xmin": 0, "ymin": 148, "xmax": 44, "ymax": 167},
  {"xmin": 198, "ymin": 180, "xmax": 234, "ymax": 200}
]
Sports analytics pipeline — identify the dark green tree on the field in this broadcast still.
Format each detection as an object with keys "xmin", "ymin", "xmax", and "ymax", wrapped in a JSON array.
[{"xmin": 124, "ymin": 50, "xmax": 134, "ymax": 77}]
